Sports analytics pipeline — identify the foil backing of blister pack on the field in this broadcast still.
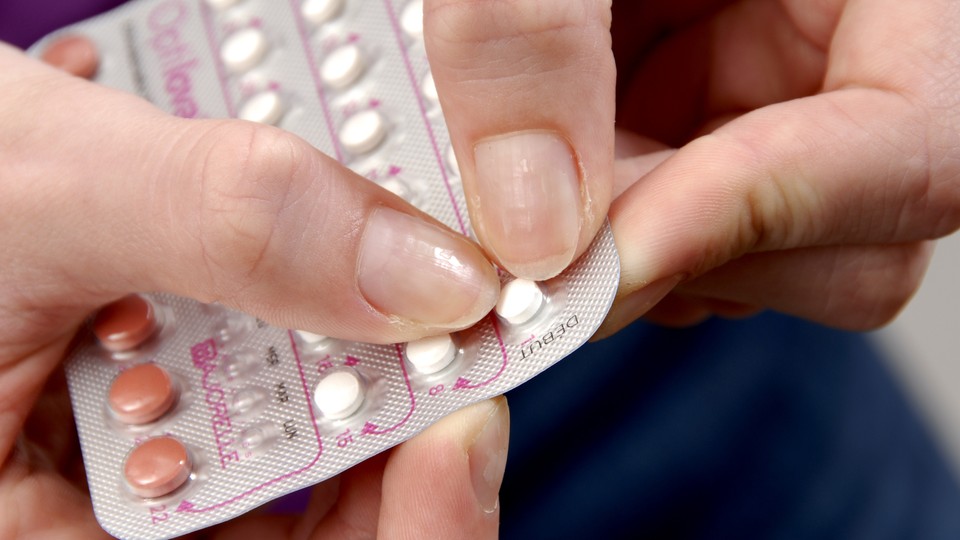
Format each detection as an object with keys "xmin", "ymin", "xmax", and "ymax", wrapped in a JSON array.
[{"xmin": 30, "ymin": 0, "xmax": 621, "ymax": 538}]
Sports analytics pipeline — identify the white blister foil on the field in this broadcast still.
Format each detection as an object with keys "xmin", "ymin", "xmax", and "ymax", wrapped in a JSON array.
[{"xmin": 32, "ymin": 0, "xmax": 620, "ymax": 538}]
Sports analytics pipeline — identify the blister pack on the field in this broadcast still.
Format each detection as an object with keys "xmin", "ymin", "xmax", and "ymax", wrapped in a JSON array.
[{"xmin": 30, "ymin": 0, "xmax": 620, "ymax": 538}]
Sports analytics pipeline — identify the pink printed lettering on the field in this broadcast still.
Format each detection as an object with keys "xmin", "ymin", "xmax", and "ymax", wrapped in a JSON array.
[{"xmin": 147, "ymin": 0, "xmax": 204, "ymax": 118}]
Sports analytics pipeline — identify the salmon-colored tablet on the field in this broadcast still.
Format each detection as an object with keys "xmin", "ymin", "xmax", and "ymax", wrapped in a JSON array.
[
  {"xmin": 123, "ymin": 436, "xmax": 192, "ymax": 498},
  {"xmin": 92, "ymin": 294, "xmax": 159, "ymax": 352},
  {"xmin": 108, "ymin": 364, "xmax": 178, "ymax": 425},
  {"xmin": 41, "ymin": 35, "xmax": 99, "ymax": 79}
]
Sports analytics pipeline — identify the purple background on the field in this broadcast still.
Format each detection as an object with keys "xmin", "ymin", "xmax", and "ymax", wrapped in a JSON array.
[{"xmin": 0, "ymin": 0, "xmax": 126, "ymax": 48}]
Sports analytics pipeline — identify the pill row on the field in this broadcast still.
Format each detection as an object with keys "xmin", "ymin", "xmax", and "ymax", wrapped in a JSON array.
[
  {"xmin": 204, "ymin": 0, "xmax": 453, "ymax": 205},
  {"xmin": 212, "ymin": 0, "xmax": 426, "ymax": 151},
  {"xmin": 91, "ymin": 276, "xmax": 547, "ymax": 500}
]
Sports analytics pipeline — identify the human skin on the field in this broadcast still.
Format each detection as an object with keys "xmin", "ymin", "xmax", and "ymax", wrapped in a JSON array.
[
  {"xmin": 4, "ymin": 0, "xmax": 960, "ymax": 537},
  {"xmin": 421, "ymin": 0, "xmax": 959, "ymax": 335},
  {"xmin": 0, "ymin": 33, "xmax": 509, "ymax": 540},
  {"xmin": 593, "ymin": 0, "xmax": 960, "ymax": 334}
]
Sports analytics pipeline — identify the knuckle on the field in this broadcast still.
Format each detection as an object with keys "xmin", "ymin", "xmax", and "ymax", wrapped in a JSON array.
[{"xmin": 191, "ymin": 122, "xmax": 309, "ymax": 300}]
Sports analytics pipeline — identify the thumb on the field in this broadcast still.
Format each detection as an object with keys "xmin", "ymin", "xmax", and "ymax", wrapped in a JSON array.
[
  {"xmin": 0, "ymin": 44, "xmax": 499, "ymax": 345},
  {"xmin": 378, "ymin": 397, "xmax": 509, "ymax": 539},
  {"xmin": 424, "ymin": 0, "xmax": 616, "ymax": 280}
]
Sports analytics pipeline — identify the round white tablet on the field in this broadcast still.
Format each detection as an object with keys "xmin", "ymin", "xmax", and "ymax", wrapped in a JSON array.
[
  {"xmin": 405, "ymin": 334, "xmax": 457, "ymax": 374},
  {"xmin": 301, "ymin": 0, "xmax": 344, "ymax": 26},
  {"xmin": 379, "ymin": 177, "xmax": 411, "ymax": 201},
  {"xmin": 339, "ymin": 109, "xmax": 387, "ymax": 154},
  {"xmin": 206, "ymin": 0, "xmax": 242, "ymax": 10},
  {"xmin": 496, "ymin": 279, "xmax": 545, "ymax": 325},
  {"xmin": 238, "ymin": 90, "xmax": 284, "ymax": 125},
  {"xmin": 421, "ymin": 71, "xmax": 438, "ymax": 103},
  {"xmin": 314, "ymin": 370, "xmax": 364, "ymax": 420},
  {"xmin": 221, "ymin": 27, "xmax": 269, "ymax": 73},
  {"xmin": 296, "ymin": 330, "xmax": 332, "ymax": 347},
  {"xmin": 446, "ymin": 144, "xmax": 459, "ymax": 174},
  {"xmin": 321, "ymin": 44, "xmax": 366, "ymax": 89},
  {"xmin": 400, "ymin": 0, "xmax": 424, "ymax": 39}
]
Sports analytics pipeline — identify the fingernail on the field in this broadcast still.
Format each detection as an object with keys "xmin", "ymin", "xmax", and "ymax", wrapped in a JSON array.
[
  {"xmin": 594, "ymin": 274, "xmax": 683, "ymax": 339},
  {"xmin": 473, "ymin": 131, "xmax": 581, "ymax": 280},
  {"xmin": 469, "ymin": 397, "xmax": 509, "ymax": 514},
  {"xmin": 358, "ymin": 207, "xmax": 499, "ymax": 328},
  {"xmin": 41, "ymin": 35, "xmax": 99, "ymax": 79}
]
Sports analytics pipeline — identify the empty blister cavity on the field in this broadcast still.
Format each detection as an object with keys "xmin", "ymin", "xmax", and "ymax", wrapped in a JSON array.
[
  {"xmin": 301, "ymin": 0, "xmax": 345, "ymax": 26},
  {"xmin": 93, "ymin": 294, "xmax": 163, "ymax": 353},
  {"xmin": 212, "ymin": 312, "xmax": 259, "ymax": 347},
  {"xmin": 108, "ymin": 364, "xmax": 179, "ymax": 425},
  {"xmin": 230, "ymin": 386, "xmax": 270, "ymax": 420},
  {"xmin": 123, "ymin": 436, "xmax": 193, "ymax": 499},
  {"xmin": 339, "ymin": 109, "xmax": 387, "ymax": 155},
  {"xmin": 238, "ymin": 423, "xmax": 280, "ymax": 458},
  {"xmin": 218, "ymin": 348, "xmax": 262, "ymax": 382},
  {"xmin": 496, "ymin": 279, "xmax": 545, "ymax": 326},
  {"xmin": 314, "ymin": 369, "xmax": 365, "ymax": 420},
  {"xmin": 321, "ymin": 43, "xmax": 367, "ymax": 89},
  {"xmin": 221, "ymin": 27, "xmax": 269, "ymax": 73},
  {"xmin": 238, "ymin": 90, "xmax": 285, "ymax": 124},
  {"xmin": 405, "ymin": 334, "xmax": 457, "ymax": 374}
]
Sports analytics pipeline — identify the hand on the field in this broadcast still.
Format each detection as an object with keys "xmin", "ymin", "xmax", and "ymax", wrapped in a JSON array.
[
  {"xmin": 424, "ymin": 0, "xmax": 617, "ymax": 280},
  {"xmin": 0, "ymin": 39, "xmax": 506, "ymax": 538},
  {"xmin": 596, "ymin": 0, "xmax": 960, "ymax": 335}
]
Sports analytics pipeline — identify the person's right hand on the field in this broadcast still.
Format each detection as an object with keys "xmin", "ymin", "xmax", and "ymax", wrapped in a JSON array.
[
  {"xmin": 0, "ymin": 42, "xmax": 500, "ymax": 346},
  {"xmin": 0, "ymin": 40, "xmax": 506, "ymax": 539}
]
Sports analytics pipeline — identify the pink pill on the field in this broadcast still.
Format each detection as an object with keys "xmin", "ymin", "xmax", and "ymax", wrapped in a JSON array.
[
  {"xmin": 123, "ymin": 436, "xmax": 192, "ymax": 498},
  {"xmin": 92, "ymin": 294, "xmax": 159, "ymax": 352},
  {"xmin": 108, "ymin": 364, "xmax": 178, "ymax": 425}
]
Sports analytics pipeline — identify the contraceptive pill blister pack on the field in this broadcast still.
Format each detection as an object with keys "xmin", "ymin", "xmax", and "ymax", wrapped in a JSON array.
[{"xmin": 31, "ymin": 1, "xmax": 620, "ymax": 538}]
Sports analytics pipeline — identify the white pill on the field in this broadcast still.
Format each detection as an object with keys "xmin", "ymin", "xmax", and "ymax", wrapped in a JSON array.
[
  {"xmin": 446, "ymin": 144, "xmax": 459, "ymax": 175},
  {"xmin": 206, "ymin": 0, "xmax": 241, "ymax": 10},
  {"xmin": 314, "ymin": 371, "xmax": 364, "ymax": 420},
  {"xmin": 405, "ymin": 334, "xmax": 457, "ymax": 374},
  {"xmin": 301, "ymin": 0, "xmax": 344, "ymax": 25},
  {"xmin": 400, "ymin": 0, "xmax": 424, "ymax": 39},
  {"xmin": 339, "ymin": 109, "xmax": 387, "ymax": 154},
  {"xmin": 238, "ymin": 90, "xmax": 284, "ymax": 125},
  {"xmin": 379, "ymin": 177, "xmax": 411, "ymax": 201},
  {"xmin": 221, "ymin": 27, "xmax": 269, "ymax": 73},
  {"xmin": 321, "ymin": 44, "xmax": 366, "ymax": 89},
  {"xmin": 421, "ymin": 71, "xmax": 438, "ymax": 103},
  {"xmin": 296, "ymin": 330, "xmax": 331, "ymax": 346},
  {"xmin": 496, "ymin": 279, "xmax": 545, "ymax": 325}
]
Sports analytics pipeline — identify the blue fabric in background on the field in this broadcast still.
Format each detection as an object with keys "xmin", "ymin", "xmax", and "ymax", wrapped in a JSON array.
[
  {"xmin": 500, "ymin": 313, "xmax": 960, "ymax": 539},
  {"xmin": 6, "ymin": 3, "xmax": 960, "ymax": 538}
]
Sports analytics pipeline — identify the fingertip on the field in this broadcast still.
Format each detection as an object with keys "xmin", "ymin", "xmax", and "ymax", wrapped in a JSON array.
[
  {"xmin": 471, "ymin": 131, "xmax": 581, "ymax": 281},
  {"xmin": 356, "ymin": 207, "xmax": 501, "ymax": 331},
  {"xmin": 425, "ymin": 0, "xmax": 616, "ymax": 280}
]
